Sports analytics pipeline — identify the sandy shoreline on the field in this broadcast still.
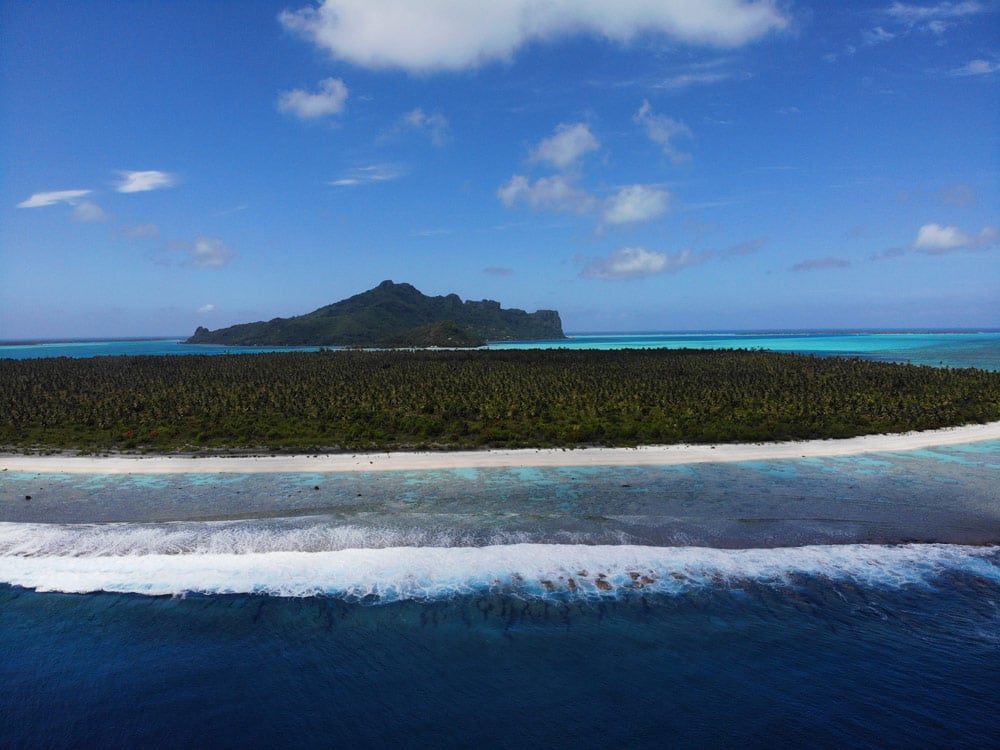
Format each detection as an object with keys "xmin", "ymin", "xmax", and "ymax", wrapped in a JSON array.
[{"xmin": 2, "ymin": 422, "xmax": 997, "ymax": 475}]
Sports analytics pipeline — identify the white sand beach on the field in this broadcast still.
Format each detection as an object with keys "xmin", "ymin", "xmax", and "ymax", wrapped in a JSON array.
[{"xmin": 2, "ymin": 422, "xmax": 998, "ymax": 475}]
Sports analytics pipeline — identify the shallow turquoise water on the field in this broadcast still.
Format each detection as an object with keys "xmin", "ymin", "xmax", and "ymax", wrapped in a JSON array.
[
  {"xmin": 3, "ymin": 330, "xmax": 998, "ymax": 370},
  {"xmin": 5, "ymin": 441, "xmax": 998, "ymax": 548}
]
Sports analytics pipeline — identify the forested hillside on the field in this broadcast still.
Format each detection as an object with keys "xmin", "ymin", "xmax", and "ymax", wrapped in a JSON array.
[{"xmin": 186, "ymin": 280, "xmax": 565, "ymax": 347}]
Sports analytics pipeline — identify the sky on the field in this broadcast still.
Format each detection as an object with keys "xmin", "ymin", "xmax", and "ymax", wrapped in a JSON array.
[{"xmin": 1, "ymin": 0, "xmax": 997, "ymax": 339}]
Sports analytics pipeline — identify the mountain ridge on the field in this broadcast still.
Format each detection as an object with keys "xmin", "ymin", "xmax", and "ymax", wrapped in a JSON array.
[{"xmin": 186, "ymin": 280, "xmax": 566, "ymax": 347}]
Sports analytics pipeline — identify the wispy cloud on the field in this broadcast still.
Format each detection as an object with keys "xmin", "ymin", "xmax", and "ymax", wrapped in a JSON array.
[
  {"xmin": 657, "ymin": 70, "xmax": 732, "ymax": 90},
  {"xmin": 116, "ymin": 170, "xmax": 176, "ymax": 193},
  {"xmin": 123, "ymin": 223, "xmax": 160, "ymax": 239},
  {"xmin": 883, "ymin": 1, "xmax": 985, "ymax": 26},
  {"xmin": 329, "ymin": 164, "xmax": 405, "ymax": 187},
  {"xmin": 868, "ymin": 1, "xmax": 988, "ymax": 43},
  {"xmin": 790, "ymin": 257, "xmax": 850, "ymax": 271},
  {"xmin": 400, "ymin": 108, "xmax": 450, "ymax": 145},
  {"xmin": 277, "ymin": 77, "xmax": 348, "ymax": 119},
  {"xmin": 281, "ymin": 0, "xmax": 789, "ymax": 73},
  {"xmin": 634, "ymin": 100, "xmax": 693, "ymax": 164},
  {"xmin": 72, "ymin": 201, "xmax": 109, "ymax": 223},
  {"xmin": 863, "ymin": 25, "xmax": 897, "ymax": 45},
  {"xmin": 721, "ymin": 239, "xmax": 765, "ymax": 258},
  {"xmin": 828, "ymin": 2, "xmax": 990, "ymax": 63},
  {"xmin": 939, "ymin": 184, "xmax": 976, "ymax": 206},
  {"xmin": 652, "ymin": 57, "xmax": 740, "ymax": 91},
  {"xmin": 912, "ymin": 223, "xmax": 998, "ymax": 254},
  {"xmin": 948, "ymin": 59, "xmax": 1000, "ymax": 76},
  {"xmin": 869, "ymin": 246, "xmax": 908, "ymax": 261},
  {"xmin": 17, "ymin": 189, "xmax": 92, "ymax": 208},
  {"xmin": 197, "ymin": 303, "xmax": 216, "ymax": 315}
]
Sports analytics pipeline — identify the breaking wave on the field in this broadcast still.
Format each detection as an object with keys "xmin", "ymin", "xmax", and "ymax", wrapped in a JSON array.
[{"xmin": 2, "ymin": 521, "xmax": 996, "ymax": 601}]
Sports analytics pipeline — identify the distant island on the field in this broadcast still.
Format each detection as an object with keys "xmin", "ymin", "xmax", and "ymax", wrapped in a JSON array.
[{"xmin": 186, "ymin": 280, "xmax": 565, "ymax": 348}]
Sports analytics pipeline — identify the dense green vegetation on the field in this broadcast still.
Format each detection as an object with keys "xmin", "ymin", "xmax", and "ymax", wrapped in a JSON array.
[
  {"xmin": 187, "ymin": 280, "xmax": 564, "ymax": 347},
  {"xmin": 381, "ymin": 320, "xmax": 486, "ymax": 348},
  {"xmin": 1, "ymin": 349, "xmax": 998, "ymax": 453}
]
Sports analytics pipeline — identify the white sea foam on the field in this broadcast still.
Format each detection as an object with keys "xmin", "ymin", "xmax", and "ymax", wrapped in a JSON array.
[
  {"xmin": 0, "ymin": 520, "xmax": 570, "ymax": 557},
  {"xmin": 1, "ymin": 522, "xmax": 996, "ymax": 599}
]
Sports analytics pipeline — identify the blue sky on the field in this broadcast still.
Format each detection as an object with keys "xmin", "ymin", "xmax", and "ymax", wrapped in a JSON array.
[{"xmin": 1, "ymin": 0, "xmax": 997, "ymax": 338}]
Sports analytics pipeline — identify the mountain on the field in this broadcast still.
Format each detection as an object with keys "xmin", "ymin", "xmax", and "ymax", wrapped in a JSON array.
[{"xmin": 186, "ymin": 281, "xmax": 566, "ymax": 347}]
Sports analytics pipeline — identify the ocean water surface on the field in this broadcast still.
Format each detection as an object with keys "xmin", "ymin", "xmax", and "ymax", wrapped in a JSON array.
[
  {"xmin": 2, "ymin": 440, "xmax": 999, "ymax": 748},
  {"xmin": 3, "ymin": 329, "xmax": 999, "ymax": 370},
  {"xmin": 2, "ymin": 331, "xmax": 998, "ymax": 747}
]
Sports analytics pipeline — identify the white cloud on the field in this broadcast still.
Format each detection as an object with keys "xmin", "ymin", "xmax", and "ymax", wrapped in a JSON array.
[
  {"xmin": 949, "ymin": 59, "xmax": 1000, "ymax": 76},
  {"xmin": 634, "ymin": 100, "xmax": 693, "ymax": 164},
  {"xmin": 531, "ymin": 123, "xmax": 599, "ymax": 169},
  {"xmin": 656, "ymin": 70, "xmax": 731, "ymax": 90},
  {"xmin": 17, "ymin": 189, "xmax": 92, "ymax": 208},
  {"xmin": 912, "ymin": 223, "xmax": 998, "ymax": 254},
  {"xmin": 197, "ymin": 304, "xmax": 216, "ymax": 315},
  {"xmin": 884, "ymin": 1, "xmax": 984, "ymax": 25},
  {"xmin": 116, "ymin": 170, "xmax": 176, "ymax": 193},
  {"xmin": 581, "ymin": 246, "xmax": 709, "ymax": 280},
  {"xmin": 602, "ymin": 184, "xmax": 670, "ymax": 225},
  {"xmin": 501, "ymin": 128, "xmax": 670, "ymax": 226},
  {"xmin": 329, "ymin": 163, "xmax": 405, "ymax": 186},
  {"xmin": 582, "ymin": 247, "xmax": 667, "ymax": 279},
  {"xmin": 280, "ymin": 0, "xmax": 789, "ymax": 73},
  {"xmin": 497, "ymin": 174, "xmax": 598, "ymax": 213},
  {"xmin": 277, "ymin": 77, "xmax": 349, "ymax": 119},
  {"xmin": 72, "ymin": 201, "xmax": 109, "ymax": 223},
  {"xmin": 651, "ymin": 57, "xmax": 736, "ymax": 91},
  {"xmin": 843, "ymin": 2, "xmax": 988, "ymax": 57},
  {"xmin": 185, "ymin": 237, "xmax": 236, "ymax": 268},
  {"xmin": 862, "ymin": 26, "xmax": 897, "ymax": 45}
]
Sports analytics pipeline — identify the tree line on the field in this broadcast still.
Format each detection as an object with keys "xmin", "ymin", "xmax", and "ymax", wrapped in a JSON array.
[{"xmin": 1, "ymin": 348, "xmax": 998, "ymax": 453}]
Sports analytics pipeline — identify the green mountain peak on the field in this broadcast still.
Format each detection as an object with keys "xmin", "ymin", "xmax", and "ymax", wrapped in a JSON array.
[{"xmin": 186, "ymin": 281, "xmax": 566, "ymax": 347}]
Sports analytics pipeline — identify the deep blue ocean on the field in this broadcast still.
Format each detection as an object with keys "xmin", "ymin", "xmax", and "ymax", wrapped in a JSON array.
[{"xmin": 2, "ymin": 332, "xmax": 999, "ymax": 748}]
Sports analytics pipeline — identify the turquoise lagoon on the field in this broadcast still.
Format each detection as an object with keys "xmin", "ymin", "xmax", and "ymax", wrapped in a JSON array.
[{"xmin": 2, "ymin": 329, "xmax": 999, "ymax": 370}]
